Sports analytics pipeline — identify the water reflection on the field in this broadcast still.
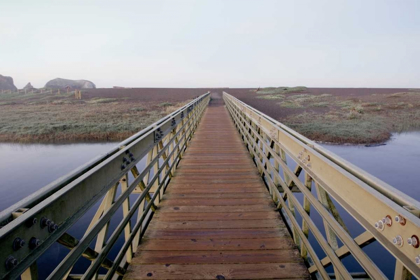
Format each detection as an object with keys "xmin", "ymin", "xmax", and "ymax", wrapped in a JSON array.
[
  {"xmin": 0, "ymin": 142, "xmax": 117, "ymax": 208},
  {"xmin": 0, "ymin": 132, "xmax": 419, "ymax": 278},
  {"xmin": 321, "ymin": 132, "xmax": 420, "ymax": 201}
]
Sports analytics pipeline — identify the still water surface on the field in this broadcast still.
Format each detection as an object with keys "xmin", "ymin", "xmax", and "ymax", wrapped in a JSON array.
[{"xmin": 0, "ymin": 132, "xmax": 419, "ymax": 278}]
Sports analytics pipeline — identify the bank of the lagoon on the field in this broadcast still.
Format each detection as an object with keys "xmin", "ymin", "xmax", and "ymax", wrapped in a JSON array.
[
  {"xmin": 0, "ymin": 132, "xmax": 419, "ymax": 278},
  {"xmin": 0, "ymin": 142, "xmax": 118, "ymax": 278}
]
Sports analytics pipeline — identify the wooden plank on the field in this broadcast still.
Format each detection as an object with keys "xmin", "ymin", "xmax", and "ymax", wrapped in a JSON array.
[
  {"xmin": 139, "ymin": 238, "xmax": 297, "ymax": 251},
  {"xmin": 153, "ymin": 211, "xmax": 279, "ymax": 221},
  {"xmin": 145, "ymin": 228, "xmax": 290, "ymax": 240},
  {"xmin": 124, "ymin": 98, "xmax": 309, "ymax": 280},
  {"xmin": 166, "ymin": 187, "xmax": 266, "ymax": 194},
  {"xmin": 158, "ymin": 205, "xmax": 276, "ymax": 213},
  {"xmin": 149, "ymin": 219, "xmax": 284, "ymax": 229},
  {"xmin": 132, "ymin": 250, "xmax": 303, "ymax": 264},
  {"xmin": 167, "ymin": 183, "xmax": 263, "ymax": 189},
  {"xmin": 163, "ymin": 193, "xmax": 270, "ymax": 199},
  {"xmin": 160, "ymin": 198, "xmax": 273, "ymax": 206},
  {"xmin": 124, "ymin": 263, "xmax": 310, "ymax": 279},
  {"xmin": 170, "ymin": 178, "xmax": 262, "ymax": 184}
]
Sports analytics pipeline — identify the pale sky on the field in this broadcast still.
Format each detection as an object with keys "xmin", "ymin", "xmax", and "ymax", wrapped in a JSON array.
[{"xmin": 0, "ymin": 0, "xmax": 419, "ymax": 89}]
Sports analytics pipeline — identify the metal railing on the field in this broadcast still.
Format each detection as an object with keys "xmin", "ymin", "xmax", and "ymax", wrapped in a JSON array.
[
  {"xmin": 0, "ymin": 93, "xmax": 210, "ymax": 280},
  {"xmin": 224, "ymin": 92, "xmax": 420, "ymax": 280}
]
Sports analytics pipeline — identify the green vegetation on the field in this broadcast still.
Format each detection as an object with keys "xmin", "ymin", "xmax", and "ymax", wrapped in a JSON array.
[
  {"xmin": 245, "ymin": 87, "xmax": 420, "ymax": 144},
  {"xmin": 278, "ymin": 101, "xmax": 303, "ymax": 108},
  {"xmin": 158, "ymin": 102, "xmax": 173, "ymax": 107},
  {"xmin": 256, "ymin": 86, "xmax": 308, "ymax": 95},
  {"xmin": 309, "ymin": 102, "xmax": 329, "ymax": 107},
  {"xmin": 278, "ymin": 91, "xmax": 420, "ymax": 144},
  {"xmin": 287, "ymin": 115, "xmax": 390, "ymax": 144},
  {"xmin": 286, "ymin": 109, "xmax": 420, "ymax": 144},
  {"xmin": 87, "ymin": 98, "xmax": 119, "ymax": 104},
  {"xmin": 256, "ymin": 94, "xmax": 285, "ymax": 100},
  {"xmin": 0, "ymin": 91, "xmax": 187, "ymax": 143}
]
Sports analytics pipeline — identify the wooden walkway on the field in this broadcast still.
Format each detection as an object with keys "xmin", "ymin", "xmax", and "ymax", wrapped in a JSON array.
[{"xmin": 124, "ymin": 94, "xmax": 309, "ymax": 279}]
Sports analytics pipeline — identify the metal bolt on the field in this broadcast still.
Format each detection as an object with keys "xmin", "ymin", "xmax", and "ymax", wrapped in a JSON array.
[
  {"xmin": 382, "ymin": 215, "xmax": 392, "ymax": 227},
  {"xmin": 416, "ymin": 255, "xmax": 420, "ymax": 265},
  {"xmin": 374, "ymin": 220, "xmax": 384, "ymax": 231},
  {"xmin": 408, "ymin": 235, "xmax": 419, "ymax": 248},
  {"xmin": 121, "ymin": 164, "xmax": 126, "ymax": 170},
  {"xmin": 29, "ymin": 237, "xmax": 40, "ymax": 249},
  {"xmin": 26, "ymin": 217, "xmax": 37, "ymax": 227},
  {"xmin": 5, "ymin": 256, "xmax": 18, "ymax": 270},
  {"xmin": 12, "ymin": 238, "xmax": 25, "ymax": 250},
  {"xmin": 125, "ymin": 150, "xmax": 130, "ymax": 155},
  {"xmin": 393, "ymin": 235, "xmax": 404, "ymax": 247},
  {"xmin": 122, "ymin": 157, "xmax": 129, "ymax": 164},
  {"xmin": 40, "ymin": 217, "xmax": 51, "ymax": 228},
  {"xmin": 129, "ymin": 152, "xmax": 134, "ymax": 157},
  {"xmin": 395, "ymin": 215, "xmax": 406, "ymax": 225},
  {"xmin": 48, "ymin": 223, "xmax": 58, "ymax": 233}
]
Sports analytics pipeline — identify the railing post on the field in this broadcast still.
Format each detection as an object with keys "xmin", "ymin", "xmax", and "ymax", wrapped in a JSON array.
[
  {"xmin": 120, "ymin": 174, "xmax": 133, "ymax": 263},
  {"xmin": 394, "ymin": 261, "xmax": 412, "ymax": 280}
]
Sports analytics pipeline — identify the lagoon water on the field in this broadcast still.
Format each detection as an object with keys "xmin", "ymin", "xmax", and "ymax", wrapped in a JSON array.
[{"xmin": 0, "ymin": 132, "xmax": 419, "ymax": 278}]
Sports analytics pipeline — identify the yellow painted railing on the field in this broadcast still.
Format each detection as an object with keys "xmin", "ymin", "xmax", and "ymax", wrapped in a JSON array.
[
  {"xmin": 0, "ymin": 93, "xmax": 210, "ymax": 280},
  {"xmin": 224, "ymin": 91, "xmax": 420, "ymax": 280}
]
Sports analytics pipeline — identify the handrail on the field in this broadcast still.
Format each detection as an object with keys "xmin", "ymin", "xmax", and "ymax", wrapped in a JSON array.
[
  {"xmin": 223, "ymin": 91, "xmax": 420, "ymax": 279},
  {"xmin": 226, "ymin": 92, "xmax": 420, "ymax": 213},
  {"xmin": 0, "ymin": 92, "xmax": 210, "ymax": 280}
]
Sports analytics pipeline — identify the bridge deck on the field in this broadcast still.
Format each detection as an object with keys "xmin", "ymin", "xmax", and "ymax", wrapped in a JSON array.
[{"xmin": 124, "ymin": 95, "xmax": 309, "ymax": 279}]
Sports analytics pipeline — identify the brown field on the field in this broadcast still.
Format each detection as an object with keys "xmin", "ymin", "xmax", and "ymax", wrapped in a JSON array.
[
  {"xmin": 0, "ymin": 88, "xmax": 214, "ymax": 143},
  {"xmin": 226, "ymin": 87, "xmax": 420, "ymax": 144},
  {"xmin": 1, "ymin": 87, "xmax": 419, "ymax": 144}
]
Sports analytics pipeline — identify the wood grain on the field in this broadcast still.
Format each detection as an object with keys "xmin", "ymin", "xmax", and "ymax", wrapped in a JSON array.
[{"xmin": 124, "ymin": 97, "xmax": 308, "ymax": 279}]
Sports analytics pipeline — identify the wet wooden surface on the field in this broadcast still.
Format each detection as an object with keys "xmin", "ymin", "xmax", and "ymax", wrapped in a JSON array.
[{"xmin": 124, "ymin": 94, "xmax": 309, "ymax": 279}]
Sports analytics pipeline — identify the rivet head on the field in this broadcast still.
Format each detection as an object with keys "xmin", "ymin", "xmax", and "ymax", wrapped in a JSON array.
[
  {"xmin": 395, "ymin": 215, "xmax": 406, "ymax": 225},
  {"xmin": 415, "ymin": 255, "xmax": 420, "ymax": 265},
  {"xmin": 40, "ymin": 217, "xmax": 51, "ymax": 228},
  {"xmin": 12, "ymin": 238, "xmax": 25, "ymax": 250},
  {"xmin": 29, "ymin": 237, "xmax": 41, "ymax": 249},
  {"xmin": 5, "ymin": 256, "xmax": 18, "ymax": 270},
  {"xmin": 375, "ymin": 220, "xmax": 384, "ymax": 231},
  {"xmin": 26, "ymin": 217, "xmax": 37, "ymax": 227},
  {"xmin": 393, "ymin": 235, "xmax": 403, "ymax": 247},
  {"xmin": 48, "ymin": 223, "xmax": 58, "ymax": 233},
  {"xmin": 408, "ymin": 235, "xmax": 419, "ymax": 248},
  {"xmin": 121, "ymin": 164, "xmax": 126, "ymax": 170}
]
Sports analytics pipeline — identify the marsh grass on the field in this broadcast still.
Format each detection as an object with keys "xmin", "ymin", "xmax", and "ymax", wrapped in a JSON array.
[
  {"xmin": 158, "ymin": 102, "xmax": 173, "ymax": 107},
  {"xmin": 256, "ymin": 86, "xmax": 307, "ymax": 95},
  {"xmin": 0, "ymin": 92, "xmax": 188, "ymax": 143},
  {"xmin": 87, "ymin": 98, "xmax": 119, "ymax": 104},
  {"xmin": 309, "ymin": 102, "xmax": 329, "ymax": 107},
  {"xmin": 278, "ymin": 101, "xmax": 303, "ymax": 108},
  {"xmin": 256, "ymin": 94, "xmax": 285, "ymax": 100}
]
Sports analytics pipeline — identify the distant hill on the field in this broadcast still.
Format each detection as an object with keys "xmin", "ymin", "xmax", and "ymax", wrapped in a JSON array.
[
  {"xmin": 45, "ymin": 78, "xmax": 96, "ymax": 90},
  {"xmin": 0, "ymin": 75, "xmax": 17, "ymax": 90},
  {"xmin": 23, "ymin": 82, "xmax": 35, "ymax": 90}
]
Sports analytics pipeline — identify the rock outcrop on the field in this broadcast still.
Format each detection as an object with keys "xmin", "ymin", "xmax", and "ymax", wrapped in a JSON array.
[
  {"xmin": 45, "ymin": 78, "xmax": 96, "ymax": 90},
  {"xmin": 23, "ymin": 82, "xmax": 35, "ymax": 90},
  {"xmin": 0, "ymin": 75, "xmax": 17, "ymax": 91}
]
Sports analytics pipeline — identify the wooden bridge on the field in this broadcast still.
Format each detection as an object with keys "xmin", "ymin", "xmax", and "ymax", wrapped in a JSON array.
[
  {"xmin": 1, "ymin": 92, "xmax": 420, "ymax": 280},
  {"xmin": 123, "ymin": 94, "xmax": 308, "ymax": 279}
]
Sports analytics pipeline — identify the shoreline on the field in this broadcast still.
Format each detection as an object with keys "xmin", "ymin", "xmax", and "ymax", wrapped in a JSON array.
[{"xmin": 1, "ymin": 129, "xmax": 417, "ymax": 146}]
